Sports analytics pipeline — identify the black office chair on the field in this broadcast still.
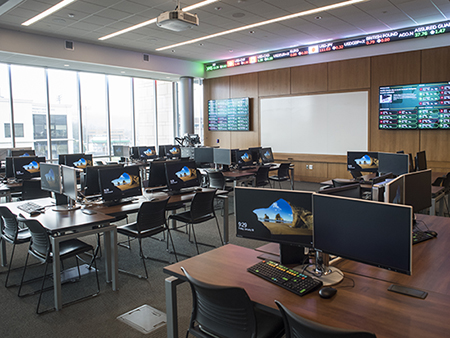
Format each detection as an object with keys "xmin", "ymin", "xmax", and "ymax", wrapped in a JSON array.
[
  {"xmin": 0, "ymin": 206, "xmax": 31, "ymax": 287},
  {"xmin": 17, "ymin": 217, "xmax": 99, "ymax": 314},
  {"xmin": 169, "ymin": 189, "xmax": 222, "ymax": 255},
  {"xmin": 117, "ymin": 197, "xmax": 178, "ymax": 279},
  {"xmin": 275, "ymin": 300, "xmax": 377, "ymax": 338},
  {"xmin": 254, "ymin": 166, "xmax": 271, "ymax": 188},
  {"xmin": 182, "ymin": 267, "xmax": 285, "ymax": 338},
  {"xmin": 432, "ymin": 172, "xmax": 450, "ymax": 216},
  {"xmin": 332, "ymin": 179, "xmax": 357, "ymax": 188},
  {"xmin": 21, "ymin": 179, "xmax": 51, "ymax": 200},
  {"xmin": 207, "ymin": 170, "xmax": 233, "ymax": 192},
  {"xmin": 269, "ymin": 163, "xmax": 291, "ymax": 189}
]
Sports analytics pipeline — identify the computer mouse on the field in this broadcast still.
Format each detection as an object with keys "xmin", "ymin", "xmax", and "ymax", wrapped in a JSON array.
[
  {"xmin": 29, "ymin": 211, "xmax": 41, "ymax": 217},
  {"xmin": 319, "ymin": 287, "xmax": 337, "ymax": 299},
  {"xmin": 425, "ymin": 230, "xmax": 438, "ymax": 237}
]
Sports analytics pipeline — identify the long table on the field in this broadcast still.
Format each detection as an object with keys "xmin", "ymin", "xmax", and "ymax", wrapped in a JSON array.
[{"xmin": 163, "ymin": 214, "xmax": 450, "ymax": 338}]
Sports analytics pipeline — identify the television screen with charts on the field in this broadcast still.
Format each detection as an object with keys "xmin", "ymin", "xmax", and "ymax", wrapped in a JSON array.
[
  {"xmin": 379, "ymin": 81, "xmax": 450, "ymax": 130},
  {"xmin": 40, "ymin": 163, "xmax": 62, "ymax": 194},
  {"xmin": 98, "ymin": 165, "xmax": 142, "ymax": 202},
  {"xmin": 13, "ymin": 156, "xmax": 45, "ymax": 180},
  {"xmin": 347, "ymin": 151, "xmax": 379, "ymax": 173},
  {"xmin": 313, "ymin": 194, "xmax": 412, "ymax": 275},
  {"xmin": 164, "ymin": 160, "xmax": 200, "ymax": 193},
  {"xmin": 208, "ymin": 97, "xmax": 250, "ymax": 131},
  {"xmin": 235, "ymin": 187, "xmax": 314, "ymax": 249}
]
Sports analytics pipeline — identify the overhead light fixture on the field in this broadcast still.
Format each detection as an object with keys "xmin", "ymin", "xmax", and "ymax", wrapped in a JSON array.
[
  {"xmin": 98, "ymin": 0, "xmax": 219, "ymax": 41},
  {"xmin": 22, "ymin": 0, "xmax": 76, "ymax": 26},
  {"xmin": 156, "ymin": 0, "xmax": 369, "ymax": 51}
]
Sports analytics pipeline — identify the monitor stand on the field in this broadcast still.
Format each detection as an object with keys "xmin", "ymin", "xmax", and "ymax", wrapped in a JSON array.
[
  {"xmin": 257, "ymin": 243, "xmax": 307, "ymax": 265},
  {"xmin": 52, "ymin": 194, "xmax": 80, "ymax": 212},
  {"xmin": 302, "ymin": 251, "xmax": 344, "ymax": 286}
]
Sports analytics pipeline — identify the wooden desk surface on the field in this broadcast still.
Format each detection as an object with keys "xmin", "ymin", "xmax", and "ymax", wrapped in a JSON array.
[{"xmin": 164, "ymin": 243, "xmax": 450, "ymax": 338}]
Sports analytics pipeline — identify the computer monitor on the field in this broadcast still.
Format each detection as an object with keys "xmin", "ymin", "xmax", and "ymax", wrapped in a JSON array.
[
  {"xmin": 415, "ymin": 151, "xmax": 427, "ymax": 171},
  {"xmin": 5, "ymin": 157, "xmax": 14, "ymax": 178},
  {"xmin": 12, "ymin": 156, "xmax": 45, "ymax": 180},
  {"xmin": 61, "ymin": 165, "xmax": 78, "ymax": 202},
  {"xmin": 60, "ymin": 153, "xmax": 93, "ymax": 169},
  {"xmin": 385, "ymin": 174, "xmax": 404, "ymax": 205},
  {"xmin": 404, "ymin": 169, "xmax": 432, "ymax": 213},
  {"xmin": 347, "ymin": 151, "xmax": 379, "ymax": 173},
  {"xmin": 259, "ymin": 147, "xmax": 274, "ymax": 163},
  {"xmin": 236, "ymin": 149, "xmax": 253, "ymax": 167},
  {"xmin": 318, "ymin": 183, "xmax": 361, "ymax": 199},
  {"xmin": 313, "ymin": 194, "xmax": 412, "ymax": 275},
  {"xmin": 194, "ymin": 147, "xmax": 214, "ymax": 165},
  {"xmin": 84, "ymin": 164, "xmax": 124, "ymax": 196},
  {"xmin": 40, "ymin": 163, "xmax": 62, "ymax": 194},
  {"xmin": 378, "ymin": 152, "xmax": 409, "ymax": 176},
  {"xmin": 8, "ymin": 148, "xmax": 34, "ymax": 157},
  {"xmin": 165, "ymin": 145, "xmax": 181, "ymax": 159},
  {"xmin": 213, "ymin": 148, "xmax": 232, "ymax": 166},
  {"xmin": 235, "ymin": 187, "xmax": 313, "ymax": 264},
  {"xmin": 249, "ymin": 147, "xmax": 262, "ymax": 164},
  {"xmin": 98, "ymin": 165, "xmax": 142, "ymax": 202},
  {"xmin": 147, "ymin": 161, "xmax": 168, "ymax": 188},
  {"xmin": 138, "ymin": 146, "xmax": 157, "ymax": 160},
  {"xmin": 113, "ymin": 145, "xmax": 130, "ymax": 157},
  {"xmin": 230, "ymin": 149, "xmax": 239, "ymax": 165},
  {"xmin": 164, "ymin": 160, "xmax": 200, "ymax": 193}
]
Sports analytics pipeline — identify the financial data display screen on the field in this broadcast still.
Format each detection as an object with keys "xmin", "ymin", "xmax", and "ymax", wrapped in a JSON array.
[
  {"xmin": 379, "ymin": 82, "xmax": 450, "ymax": 130},
  {"xmin": 208, "ymin": 97, "xmax": 250, "ymax": 131},
  {"xmin": 205, "ymin": 20, "xmax": 450, "ymax": 72}
]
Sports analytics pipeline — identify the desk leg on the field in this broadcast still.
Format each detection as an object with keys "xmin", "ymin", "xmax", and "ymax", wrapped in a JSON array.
[
  {"xmin": 165, "ymin": 276, "xmax": 184, "ymax": 338},
  {"xmin": 219, "ymin": 195, "xmax": 229, "ymax": 244},
  {"xmin": 290, "ymin": 167, "xmax": 294, "ymax": 190},
  {"xmin": 1, "ymin": 237, "xmax": 6, "ymax": 267},
  {"xmin": 104, "ymin": 227, "xmax": 118, "ymax": 290},
  {"xmin": 51, "ymin": 236, "xmax": 63, "ymax": 311}
]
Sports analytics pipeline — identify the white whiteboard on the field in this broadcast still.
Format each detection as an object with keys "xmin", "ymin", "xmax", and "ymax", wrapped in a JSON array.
[{"xmin": 260, "ymin": 92, "xmax": 368, "ymax": 155}]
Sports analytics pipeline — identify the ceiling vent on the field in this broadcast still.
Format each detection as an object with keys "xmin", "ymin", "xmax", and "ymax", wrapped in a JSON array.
[{"xmin": 65, "ymin": 41, "xmax": 74, "ymax": 50}]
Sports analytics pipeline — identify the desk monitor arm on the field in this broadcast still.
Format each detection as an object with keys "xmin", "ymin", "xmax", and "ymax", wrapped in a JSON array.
[
  {"xmin": 52, "ymin": 193, "xmax": 81, "ymax": 212},
  {"xmin": 304, "ymin": 251, "xmax": 344, "ymax": 286}
]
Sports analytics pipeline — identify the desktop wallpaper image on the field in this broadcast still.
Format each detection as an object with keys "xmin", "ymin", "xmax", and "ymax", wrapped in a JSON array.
[{"xmin": 111, "ymin": 172, "xmax": 140, "ymax": 191}]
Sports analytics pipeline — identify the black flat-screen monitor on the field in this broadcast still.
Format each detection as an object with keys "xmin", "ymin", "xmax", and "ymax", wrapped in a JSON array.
[
  {"xmin": 208, "ymin": 97, "xmax": 250, "ymax": 131},
  {"xmin": 84, "ymin": 164, "xmax": 124, "ymax": 196},
  {"xmin": 61, "ymin": 165, "xmax": 78, "ymax": 202},
  {"xmin": 13, "ymin": 156, "xmax": 45, "ymax": 180},
  {"xmin": 194, "ymin": 147, "xmax": 214, "ymax": 165},
  {"xmin": 98, "ymin": 165, "xmax": 142, "ymax": 202},
  {"xmin": 164, "ymin": 160, "xmax": 200, "ymax": 193},
  {"xmin": 40, "ymin": 163, "xmax": 62, "ymax": 194},
  {"xmin": 313, "ymin": 194, "xmax": 412, "ymax": 275},
  {"xmin": 385, "ymin": 175, "xmax": 404, "ymax": 205},
  {"xmin": 318, "ymin": 183, "xmax": 361, "ymax": 199},
  {"xmin": 379, "ymin": 81, "xmax": 450, "ymax": 130},
  {"xmin": 5, "ymin": 157, "xmax": 14, "ymax": 178},
  {"xmin": 230, "ymin": 149, "xmax": 239, "ymax": 165},
  {"xmin": 415, "ymin": 151, "xmax": 427, "ymax": 171},
  {"xmin": 235, "ymin": 187, "xmax": 314, "ymax": 249},
  {"xmin": 347, "ymin": 151, "xmax": 379, "ymax": 173},
  {"xmin": 249, "ymin": 147, "xmax": 262, "ymax": 164},
  {"xmin": 60, "ymin": 153, "xmax": 93, "ymax": 169},
  {"xmin": 259, "ymin": 147, "xmax": 274, "ymax": 163},
  {"xmin": 8, "ymin": 148, "xmax": 34, "ymax": 157},
  {"xmin": 147, "ymin": 161, "xmax": 167, "ymax": 187},
  {"xmin": 378, "ymin": 152, "xmax": 409, "ymax": 176},
  {"xmin": 404, "ymin": 169, "xmax": 432, "ymax": 213},
  {"xmin": 165, "ymin": 145, "xmax": 181, "ymax": 159},
  {"xmin": 138, "ymin": 146, "xmax": 157, "ymax": 160},
  {"xmin": 213, "ymin": 148, "xmax": 232, "ymax": 166},
  {"xmin": 113, "ymin": 145, "xmax": 130, "ymax": 157},
  {"xmin": 236, "ymin": 149, "xmax": 253, "ymax": 166}
]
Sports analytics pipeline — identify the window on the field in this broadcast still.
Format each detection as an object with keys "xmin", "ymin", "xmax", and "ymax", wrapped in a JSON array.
[
  {"xmin": 0, "ymin": 64, "xmax": 12, "ymax": 147},
  {"xmin": 134, "ymin": 78, "xmax": 156, "ymax": 146},
  {"xmin": 4, "ymin": 123, "xmax": 24, "ymax": 138},
  {"xmin": 157, "ymin": 81, "xmax": 174, "ymax": 145}
]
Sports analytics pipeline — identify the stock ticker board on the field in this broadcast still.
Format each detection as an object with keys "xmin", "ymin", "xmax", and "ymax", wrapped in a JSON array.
[{"xmin": 205, "ymin": 20, "xmax": 450, "ymax": 72}]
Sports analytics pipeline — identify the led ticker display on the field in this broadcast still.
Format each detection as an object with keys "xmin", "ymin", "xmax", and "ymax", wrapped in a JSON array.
[
  {"xmin": 379, "ymin": 82, "xmax": 450, "ymax": 130},
  {"xmin": 205, "ymin": 20, "xmax": 450, "ymax": 72},
  {"xmin": 208, "ymin": 97, "xmax": 250, "ymax": 131}
]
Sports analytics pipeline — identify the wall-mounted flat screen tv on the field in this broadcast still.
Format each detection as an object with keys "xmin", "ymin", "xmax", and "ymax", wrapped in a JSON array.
[
  {"xmin": 379, "ymin": 81, "xmax": 450, "ymax": 130},
  {"xmin": 208, "ymin": 97, "xmax": 250, "ymax": 131}
]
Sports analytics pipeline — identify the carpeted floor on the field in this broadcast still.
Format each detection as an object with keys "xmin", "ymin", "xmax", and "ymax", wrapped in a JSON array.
[{"xmin": 0, "ymin": 181, "xmax": 320, "ymax": 338}]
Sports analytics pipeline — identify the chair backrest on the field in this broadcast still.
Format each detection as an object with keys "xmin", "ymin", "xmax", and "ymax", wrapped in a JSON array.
[
  {"xmin": 0, "ymin": 206, "xmax": 19, "ymax": 241},
  {"xmin": 255, "ymin": 166, "xmax": 270, "ymax": 186},
  {"xmin": 190, "ymin": 189, "xmax": 217, "ymax": 221},
  {"xmin": 18, "ymin": 217, "xmax": 50, "ymax": 260},
  {"xmin": 444, "ymin": 172, "xmax": 450, "ymax": 194},
  {"xmin": 332, "ymin": 179, "xmax": 356, "ymax": 188},
  {"xmin": 275, "ymin": 301, "xmax": 376, "ymax": 338},
  {"xmin": 208, "ymin": 170, "xmax": 226, "ymax": 190},
  {"xmin": 21, "ymin": 179, "xmax": 51, "ymax": 200},
  {"xmin": 277, "ymin": 163, "xmax": 291, "ymax": 178},
  {"xmin": 136, "ymin": 197, "xmax": 170, "ymax": 232},
  {"xmin": 182, "ymin": 267, "xmax": 258, "ymax": 338}
]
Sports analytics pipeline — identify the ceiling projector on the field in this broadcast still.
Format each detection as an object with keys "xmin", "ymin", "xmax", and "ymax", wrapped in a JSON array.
[{"xmin": 157, "ymin": 10, "xmax": 199, "ymax": 31}]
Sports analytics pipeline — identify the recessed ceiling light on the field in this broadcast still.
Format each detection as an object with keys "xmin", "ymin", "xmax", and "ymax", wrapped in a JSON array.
[
  {"xmin": 232, "ymin": 13, "xmax": 245, "ymax": 18},
  {"xmin": 199, "ymin": 43, "xmax": 204, "ymax": 46},
  {"xmin": 249, "ymin": 30, "xmax": 255, "ymax": 34},
  {"xmin": 22, "ymin": 0, "xmax": 77, "ymax": 26},
  {"xmin": 156, "ymin": 0, "xmax": 369, "ymax": 51},
  {"xmin": 315, "ymin": 16, "xmax": 322, "ymax": 20},
  {"xmin": 229, "ymin": 49, "xmax": 233, "ymax": 52},
  {"xmin": 68, "ymin": 13, "xmax": 74, "ymax": 18},
  {"xmin": 64, "ymin": 64, "xmax": 70, "ymax": 67},
  {"xmin": 172, "ymin": 50, "xmax": 175, "ymax": 52},
  {"xmin": 215, "ymin": 7, "xmax": 222, "ymax": 10}
]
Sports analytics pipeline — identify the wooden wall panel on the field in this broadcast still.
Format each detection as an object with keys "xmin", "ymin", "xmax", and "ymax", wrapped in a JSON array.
[
  {"xmin": 204, "ymin": 77, "xmax": 231, "ymax": 146},
  {"xmin": 328, "ymin": 58, "xmax": 370, "ymax": 91},
  {"xmin": 328, "ymin": 163, "xmax": 352, "ymax": 179},
  {"xmin": 258, "ymin": 68, "xmax": 290, "ymax": 97},
  {"xmin": 290, "ymin": 63, "xmax": 327, "ymax": 94},
  {"xmin": 370, "ymin": 52, "xmax": 421, "ymax": 154}
]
